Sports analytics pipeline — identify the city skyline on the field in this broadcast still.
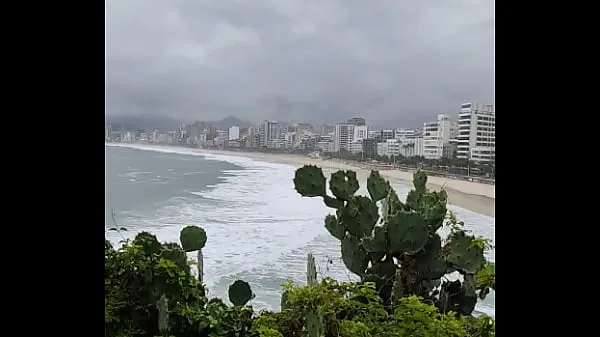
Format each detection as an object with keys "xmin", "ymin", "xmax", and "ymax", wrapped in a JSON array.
[{"xmin": 106, "ymin": 101, "xmax": 495, "ymax": 163}]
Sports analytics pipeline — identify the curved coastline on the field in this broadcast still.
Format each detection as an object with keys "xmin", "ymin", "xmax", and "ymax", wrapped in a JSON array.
[{"xmin": 105, "ymin": 143, "xmax": 495, "ymax": 217}]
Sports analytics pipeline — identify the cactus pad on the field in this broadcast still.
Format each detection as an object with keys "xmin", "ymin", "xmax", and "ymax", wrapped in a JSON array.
[
  {"xmin": 324, "ymin": 214, "xmax": 345, "ymax": 240},
  {"xmin": 306, "ymin": 310, "xmax": 325, "ymax": 337},
  {"xmin": 413, "ymin": 234, "xmax": 448, "ymax": 279},
  {"xmin": 329, "ymin": 170, "xmax": 359, "ymax": 201},
  {"xmin": 179, "ymin": 225, "xmax": 207, "ymax": 252},
  {"xmin": 443, "ymin": 231, "xmax": 485, "ymax": 274},
  {"xmin": 293, "ymin": 165, "xmax": 327, "ymax": 197},
  {"xmin": 367, "ymin": 170, "xmax": 390, "ymax": 202},
  {"xmin": 341, "ymin": 234, "xmax": 369, "ymax": 276},
  {"xmin": 361, "ymin": 225, "xmax": 387, "ymax": 254},
  {"xmin": 340, "ymin": 196, "xmax": 378, "ymax": 237},
  {"xmin": 413, "ymin": 170, "xmax": 428, "ymax": 191},
  {"xmin": 323, "ymin": 195, "xmax": 345, "ymax": 209},
  {"xmin": 228, "ymin": 279, "xmax": 254, "ymax": 306},
  {"xmin": 387, "ymin": 211, "xmax": 429, "ymax": 255}
]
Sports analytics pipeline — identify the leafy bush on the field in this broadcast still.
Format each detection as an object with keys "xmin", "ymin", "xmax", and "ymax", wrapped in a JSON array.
[
  {"xmin": 254, "ymin": 278, "xmax": 494, "ymax": 337},
  {"xmin": 105, "ymin": 166, "xmax": 495, "ymax": 337},
  {"xmin": 105, "ymin": 229, "xmax": 255, "ymax": 337}
]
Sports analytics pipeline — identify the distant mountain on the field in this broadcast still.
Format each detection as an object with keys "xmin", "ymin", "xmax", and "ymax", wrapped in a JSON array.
[
  {"xmin": 105, "ymin": 115, "xmax": 252, "ymax": 131},
  {"xmin": 205, "ymin": 116, "xmax": 251, "ymax": 130},
  {"xmin": 105, "ymin": 115, "xmax": 179, "ymax": 132}
]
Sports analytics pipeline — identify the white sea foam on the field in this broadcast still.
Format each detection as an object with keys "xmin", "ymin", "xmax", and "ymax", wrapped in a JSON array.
[{"xmin": 105, "ymin": 143, "xmax": 495, "ymax": 316}]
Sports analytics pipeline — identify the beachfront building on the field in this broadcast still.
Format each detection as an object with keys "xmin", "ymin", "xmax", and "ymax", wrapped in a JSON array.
[
  {"xmin": 228, "ymin": 125, "xmax": 240, "ymax": 141},
  {"xmin": 259, "ymin": 120, "xmax": 279, "ymax": 148},
  {"xmin": 456, "ymin": 102, "xmax": 495, "ymax": 162},
  {"xmin": 362, "ymin": 138, "xmax": 379, "ymax": 158},
  {"xmin": 394, "ymin": 128, "xmax": 417, "ymax": 140},
  {"xmin": 348, "ymin": 140, "xmax": 363, "ymax": 154},
  {"xmin": 377, "ymin": 139, "xmax": 401, "ymax": 157},
  {"xmin": 422, "ymin": 114, "xmax": 457, "ymax": 159},
  {"xmin": 333, "ymin": 119, "xmax": 368, "ymax": 152}
]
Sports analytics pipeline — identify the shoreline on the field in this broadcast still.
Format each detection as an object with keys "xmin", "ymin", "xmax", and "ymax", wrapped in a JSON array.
[{"xmin": 106, "ymin": 143, "xmax": 495, "ymax": 217}]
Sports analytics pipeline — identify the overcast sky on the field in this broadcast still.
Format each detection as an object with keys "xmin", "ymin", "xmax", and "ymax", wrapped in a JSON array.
[{"xmin": 106, "ymin": 0, "xmax": 494, "ymax": 127}]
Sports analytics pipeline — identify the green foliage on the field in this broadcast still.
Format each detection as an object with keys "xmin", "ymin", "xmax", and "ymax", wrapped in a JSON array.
[
  {"xmin": 105, "ymin": 228, "xmax": 257, "ymax": 337},
  {"xmin": 292, "ymin": 165, "xmax": 495, "ymax": 316},
  {"xmin": 251, "ymin": 279, "xmax": 492, "ymax": 337},
  {"xmin": 106, "ymin": 165, "xmax": 496, "ymax": 337}
]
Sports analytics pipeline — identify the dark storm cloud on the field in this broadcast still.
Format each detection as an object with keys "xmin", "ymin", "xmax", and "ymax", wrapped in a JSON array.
[{"xmin": 106, "ymin": 0, "xmax": 494, "ymax": 126}]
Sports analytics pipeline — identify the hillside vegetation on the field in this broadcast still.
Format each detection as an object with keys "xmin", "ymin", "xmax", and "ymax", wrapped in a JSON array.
[{"xmin": 105, "ymin": 165, "xmax": 495, "ymax": 337}]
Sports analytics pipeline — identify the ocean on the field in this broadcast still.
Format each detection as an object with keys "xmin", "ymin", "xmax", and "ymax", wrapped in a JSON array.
[{"xmin": 105, "ymin": 144, "xmax": 495, "ymax": 317}]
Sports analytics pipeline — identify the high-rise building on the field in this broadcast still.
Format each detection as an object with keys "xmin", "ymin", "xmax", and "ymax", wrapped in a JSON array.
[
  {"xmin": 333, "ymin": 123, "xmax": 354, "ymax": 152},
  {"xmin": 456, "ymin": 102, "xmax": 495, "ymax": 162},
  {"xmin": 333, "ymin": 118, "xmax": 368, "ymax": 152},
  {"xmin": 347, "ymin": 117, "xmax": 366, "ymax": 126},
  {"xmin": 259, "ymin": 120, "xmax": 278, "ymax": 148},
  {"xmin": 422, "ymin": 114, "xmax": 457, "ymax": 159},
  {"xmin": 228, "ymin": 126, "xmax": 240, "ymax": 141}
]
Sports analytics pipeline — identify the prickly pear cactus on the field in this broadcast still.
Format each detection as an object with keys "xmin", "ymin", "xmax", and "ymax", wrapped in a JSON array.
[
  {"xmin": 339, "ymin": 196, "xmax": 378, "ymax": 237},
  {"xmin": 305, "ymin": 310, "xmax": 325, "ymax": 337},
  {"xmin": 157, "ymin": 294, "xmax": 169, "ymax": 334},
  {"xmin": 307, "ymin": 253, "xmax": 317, "ymax": 286},
  {"xmin": 443, "ymin": 231, "xmax": 485, "ymax": 274},
  {"xmin": 292, "ymin": 165, "xmax": 495, "ymax": 316},
  {"xmin": 367, "ymin": 170, "xmax": 390, "ymax": 202},
  {"xmin": 387, "ymin": 211, "xmax": 429, "ymax": 255},
  {"xmin": 228, "ymin": 279, "xmax": 254, "ymax": 306},
  {"xmin": 341, "ymin": 234, "xmax": 369, "ymax": 276},
  {"xmin": 179, "ymin": 225, "xmax": 207, "ymax": 252},
  {"xmin": 293, "ymin": 165, "xmax": 327, "ymax": 197},
  {"xmin": 324, "ymin": 214, "xmax": 345, "ymax": 240},
  {"xmin": 197, "ymin": 249, "xmax": 203, "ymax": 283},
  {"xmin": 280, "ymin": 290, "xmax": 289, "ymax": 311},
  {"xmin": 329, "ymin": 170, "xmax": 359, "ymax": 200}
]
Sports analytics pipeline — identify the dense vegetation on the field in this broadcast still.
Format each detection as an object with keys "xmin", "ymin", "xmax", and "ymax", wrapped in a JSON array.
[
  {"xmin": 324, "ymin": 150, "xmax": 495, "ymax": 178},
  {"xmin": 105, "ymin": 166, "xmax": 495, "ymax": 337}
]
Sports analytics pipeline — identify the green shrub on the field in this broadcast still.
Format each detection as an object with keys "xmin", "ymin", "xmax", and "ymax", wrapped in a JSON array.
[{"xmin": 105, "ymin": 166, "xmax": 495, "ymax": 337}]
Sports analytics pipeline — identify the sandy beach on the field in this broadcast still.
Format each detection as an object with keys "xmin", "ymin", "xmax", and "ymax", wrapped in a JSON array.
[{"xmin": 198, "ymin": 149, "xmax": 495, "ymax": 217}]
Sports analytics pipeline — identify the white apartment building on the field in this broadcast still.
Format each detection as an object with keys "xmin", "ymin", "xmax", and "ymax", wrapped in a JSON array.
[
  {"xmin": 354, "ymin": 125, "xmax": 368, "ymax": 141},
  {"xmin": 259, "ymin": 120, "xmax": 279, "ymax": 148},
  {"xmin": 397, "ymin": 137, "xmax": 424, "ymax": 157},
  {"xmin": 456, "ymin": 102, "xmax": 495, "ymax": 162},
  {"xmin": 228, "ymin": 125, "xmax": 240, "ymax": 141},
  {"xmin": 377, "ymin": 139, "xmax": 401, "ymax": 157},
  {"xmin": 381, "ymin": 129, "xmax": 395, "ymax": 140},
  {"xmin": 333, "ymin": 123, "xmax": 367, "ymax": 152},
  {"xmin": 422, "ymin": 114, "xmax": 457, "ymax": 159},
  {"xmin": 348, "ymin": 140, "xmax": 363, "ymax": 154},
  {"xmin": 367, "ymin": 130, "xmax": 380, "ymax": 139},
  {"xmin": 395, "ymin": 128, "xmax": 417, "ymax": 140}
]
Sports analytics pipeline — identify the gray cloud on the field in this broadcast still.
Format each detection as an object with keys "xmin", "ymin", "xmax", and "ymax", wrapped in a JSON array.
[{"xmin": 106, "ymin": 0, "xmax": 494, "ymax": 127}]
